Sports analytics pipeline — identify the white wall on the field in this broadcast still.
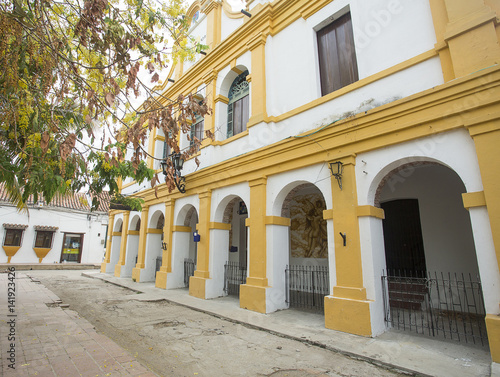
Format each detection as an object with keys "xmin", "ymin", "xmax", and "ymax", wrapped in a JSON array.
[{"xmin": 0, "ymin": 206, "xmax": 107, "ymax": 264}]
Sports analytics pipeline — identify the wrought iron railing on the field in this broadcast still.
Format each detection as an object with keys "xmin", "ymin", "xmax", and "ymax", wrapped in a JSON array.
[
  {"xmin": 224, "ymin": 261, "xmax": 247, "ymax": 296},
  {"xmin": 285, "ymin": 264, "xmax": 329, "ymax": 312},
  {"xmin": 382, "ymin": 270, "xmax": 488, "ymax": 346},
  {"xmin": 184, "ymin": 258, "xmax": 195, "ymax": 287},
  {"xmin": 155, "ymin": 257, "xmax": 162, "ymax": 277}
]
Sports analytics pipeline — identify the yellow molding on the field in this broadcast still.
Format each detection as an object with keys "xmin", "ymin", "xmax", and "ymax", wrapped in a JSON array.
[
  {"xmin": 209, "ymin": 222, "xmax": 231, "ymax": 230},
  {"xmin": 33, "ymin": 247, "xmax": 52, "ymax": 263},
  {"xmin": 214, "ymin": 94, "xmax": 229, "ymax": 104},
  {"xmin": 248, "ymin": 177, "xmax": 267, "ymax": 187},
  {"xmin": 356, "ymin": 205, "xmax": 385, "ymax": 219},
  {"xmin": 465, "ymin": 110, "xmax": 500, "ymax": 136},
  {"xmin": 323, "ymin": 209, "xmax": 333, "ymax": 220},
  {"xmin": 173, "ymin": 226, "xmax": 192, "ymax": 232},
  {"xmin": 127, "ymin": 230, "xmax": 140, "ymax": 235},
  {"xmin": 245, "ymin": 276, "xmax": 269, "ymax": 287},
  {"xmin": 333, "ymin": 286, "xmax": 367, "ymax": 301},
  {"xmin": 147, "ymin": 228, "xmax": 163, "ymax": 234},
  {"xmin": 486, "ymin": 314, "xmax": 500, "ymax": 362},
  {"xmin": 462, "ymin": 191, "xmax": 486, "ymax": 210},
  {"xmin": 155, "ymin": 135, "xmax": 166, "ymax": 142},
  {"xmin": 444, "ymin": 8, "xmax": 497, "ymax": 41},
  {"xmin": 264, "ymin": 216, "xmax": 291, "ymax": 226},
  {"xmin": 112, "ymin": 232, "xmax": 122, "ymax": 236},
  {"xmin": 212, "ymin": 130, "xmax": 249, "ymax": 146},
  {"xmin": 138, "ymin": 66, "xmax": 500, "ymax": 206},
  {"xmin": 3, "ymin": 246, "xmax": 20, "ymax": 263}
]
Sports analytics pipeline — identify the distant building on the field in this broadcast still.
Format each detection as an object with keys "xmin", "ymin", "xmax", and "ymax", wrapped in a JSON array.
[
  {"xmin": 0, "ymin": 185, "xmax": 110, "ymax": 264},
  {"xmin": 102, "ymin": 0, "xmax": 500, "ymax": 364}
]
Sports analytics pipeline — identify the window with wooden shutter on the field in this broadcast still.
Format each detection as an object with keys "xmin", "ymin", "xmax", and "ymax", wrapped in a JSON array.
[
  {"xmin": 317, "ymin": 12, "xmax": 358, "ymax": 96},
  {"xmin": 227, "ymin": 70, "xmax": 249, "ymax": 138}
]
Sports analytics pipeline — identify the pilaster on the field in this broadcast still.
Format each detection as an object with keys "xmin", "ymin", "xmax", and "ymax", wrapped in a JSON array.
[
  {"xmin": 246, "ymin": 33, "xmax": 269, "ymax": 128},
  {"xmin": 240, "ymin": 177, "xmax": 269, "ymax": 313},
  {"xmin": 189, "ymin": 191, "xmax": 212, "ymax": 299},
  {"xmin": 114, "ymin": 211, "xmax": 130, "ymax": 277},
  {"xmin": 101, "ymin": 213, "xmax": 115, "ymax": 272},
  {"xmin": 156, "ymin": 199, "xmax": 175, "ymax": 289},
  {"xmin": 132, "ymin": 206, "xmax": 149, "ymax": 282}
]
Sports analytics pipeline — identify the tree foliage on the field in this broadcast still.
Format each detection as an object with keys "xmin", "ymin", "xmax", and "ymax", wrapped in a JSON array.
[{"xmin": 0, "ymin": 0, "xmax": 210, "ymax": 212}]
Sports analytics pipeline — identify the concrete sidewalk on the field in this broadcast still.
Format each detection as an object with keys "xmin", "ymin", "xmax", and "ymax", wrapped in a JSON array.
[
  {"xmin": 84, "ymin": 271, "xmax": 494, "ymax": 377},
  {"xmin": 0, "ymin": 272, "xmax": 157, "ymax": 377}
]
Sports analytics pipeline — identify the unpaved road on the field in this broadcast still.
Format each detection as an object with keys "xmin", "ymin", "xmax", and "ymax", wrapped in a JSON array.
[{"xmin": 28, "ymin": 270, "xmax": 408, "ymax": 377}]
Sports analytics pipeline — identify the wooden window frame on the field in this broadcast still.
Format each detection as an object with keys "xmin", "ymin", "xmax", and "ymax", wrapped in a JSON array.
[
  {"xmin": 317, "ymin": 12, "xmax": 359, "ymax": 96},
  {"xmin": 4, "ymin": 228, "xmax": 24, "ymax": 247},
  {"xmin": 34, "ymin": 230, "xmax": 55, "ymax": 248}
]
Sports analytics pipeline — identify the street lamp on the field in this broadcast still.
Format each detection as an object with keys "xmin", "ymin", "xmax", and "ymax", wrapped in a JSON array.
[
  {"xmin": 161, "ymin": 152, "xmax": 186, "ymax": 193},
  {"xmin": 329, "ymin": 161, "xmax": 344, "ymax": 190}
]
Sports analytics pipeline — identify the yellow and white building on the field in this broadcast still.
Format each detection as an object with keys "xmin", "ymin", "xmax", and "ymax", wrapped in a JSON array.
[{"xmin": 101, "ymin": 0, "xmax": 500, "ymax": 364}]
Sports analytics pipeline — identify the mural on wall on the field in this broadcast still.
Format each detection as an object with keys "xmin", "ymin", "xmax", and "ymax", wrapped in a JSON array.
[{"xmin": 290, "ymin": 193, "xmax": 327, "ymax": 258}]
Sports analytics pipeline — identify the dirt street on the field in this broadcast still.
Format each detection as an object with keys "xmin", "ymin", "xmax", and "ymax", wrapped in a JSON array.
[{"xmin": 27, "ymin": 270, "xmax": 408, "ymax": 377}]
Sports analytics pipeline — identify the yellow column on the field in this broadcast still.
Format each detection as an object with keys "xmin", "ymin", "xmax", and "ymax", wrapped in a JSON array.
[
  {"xmin": 189, "ymin": 191, "xmax": 212, "ymax": 299},
  {"xmin": 442, "ymin": 0, "xmax": 500, "ymax": 78},
  {"xmin": 240, "ymin": 178, "xmax": 269, "ymax": 313},
  {"xmin": 101, "ymin": 213, "xmax": 115, "ymax": 272},
  {"xmin": 324, "ymin": 156, "xmax": 372, "ymax": 336},
  {"xmin": 466, "ymin": 117, "xmax": 500, "ymax": 362},
  {"xmin": 203, "ymin": 0, "xmax": 222, "ymax": 51},
  {"xmin": 202, "ymin": 70, "xmax": 218, "ymax": 147},
  {"xmin": 132, "ymin": 206, "xmax": 149, "ymax": 282},
  {"xmin": 156, "ymin": 199, "xmax": 175, "ymax": 289},
  {"xmin": 114, "ymin": 211, "xmax": 130, "ymax": 277},
  {"xmin": 246, "ymin": 32, "xmax": 269, "ymax": 128}
]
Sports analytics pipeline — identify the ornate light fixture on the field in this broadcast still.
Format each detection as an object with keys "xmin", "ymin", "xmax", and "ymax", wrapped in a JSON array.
[
  {"xmin": 329, "ymin": 161, "xmax": 344, "ymax": 190},
  {"xmin": 161, "ymin": 152, "xmax": 186, "ymax": 193}
]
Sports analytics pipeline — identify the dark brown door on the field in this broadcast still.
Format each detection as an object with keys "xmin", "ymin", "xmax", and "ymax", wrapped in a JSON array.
[
  {"xmin": 60, "ymin": 233, "xmax": 84, "ymax": 263},
  {"xmin": 381, "ymin": 199, "xmax": 426, "ymax": 275}
]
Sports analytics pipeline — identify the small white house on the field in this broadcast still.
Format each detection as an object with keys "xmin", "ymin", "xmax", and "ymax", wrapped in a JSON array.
[{"xmin": 0, "ymin": 184, "xmax": 110, "ymax": 264}]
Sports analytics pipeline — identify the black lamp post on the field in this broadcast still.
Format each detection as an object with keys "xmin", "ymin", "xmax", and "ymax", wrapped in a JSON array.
[
  {"xmin": 329, "ymin": 161, "xmax": 344, "ymax": 190},
  {"xmin": 161, "ymin": 152, "xmax": 186, "ymax": 193}
]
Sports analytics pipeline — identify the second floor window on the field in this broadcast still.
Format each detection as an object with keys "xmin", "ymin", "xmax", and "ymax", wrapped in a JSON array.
[
  {"xmin": 317, "ymin": 12, "xmax": 358, "ymax": 96},
  {"xmin": 190, "ymin": 114, "xmax": 204, "ymax": 151},
  {"xmin": 227, "ymin": 70, "xmax": 249, "ymax": 138}
]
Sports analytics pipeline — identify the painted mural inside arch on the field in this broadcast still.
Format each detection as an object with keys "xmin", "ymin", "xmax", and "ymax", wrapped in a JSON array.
[{"xmin": 290, "ymin": 193, "xmax": 327, "ymax": 259}]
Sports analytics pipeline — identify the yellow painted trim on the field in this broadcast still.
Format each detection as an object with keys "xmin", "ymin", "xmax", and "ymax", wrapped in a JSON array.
[
  {"xmin": 2, "ymin": 246, "xmax": 20, "ymax": 263},
  {"xmin": 486, "ymin": 314, "xmax": 500, "ymax": 363},
  {"xmin": 245, "ymin": 276, "xmax": 268, "ymax": 287},
  {"xmin": 264, "ymin": 216, "xmax": 291, "ymax": 226},
  {"xmin": 333, "ymin": 286, "xmax": 367, "ymax": 301},
  {"xmin": 444, "ymin": 8, "xmax": 497, "ymax": 41},
  {"xmin": 127, "ymin": 230, "xmax": 140, "ymax": 235},
  {"xmin": 121, "ymin": 181, "xmax": 136, "ymax": 190},
  {"xmin": 209, "ymin": 222, "xmax": 231, "ymax": 230},
  {"xmin": 356, "ymin": 205, "xmax": 385, "ymax": 219},
  {"xmin": 462, "ymin": 191, "xmax": 486, "ymax": 210},
  {"xmin": 33, "ymin": 247, "xmax": 52, "ymax": 263},
  {"xmin": 325, "ymin": 295, "xmax": 372, "ymax": 337},
  {"xmin": 173, "ymin": 225, "xmax": 192, "ymax": 232},
  {"xmin": 240, "ymin": 284, "xmax": 267, "ymax": 313},
  {"xmin": 212, "ymin": 130, "xmax": 249, "ymax": 146},
  {"xmin": 214, "ymin": 94, "xmax": 229, "ymax": 104},
  {"xmin": 222, "ymin": 0, "xmax": 245, "ymax": 19},
  {"xmin": 189, "ymin": 276, "xmax": 207, "ymax": 299},
  {"xmin": 147, "ymin": 228, "xmax": 163, "ymax": 234},
  {"xmin": 112, "ymin": 232, "xmax": 122, "ymax": 236},
  {"xmin": 465, "ymin": 110, "xmax": 500, "ymax": 136},
  {"xmin": 323, "ymin": 209, "xmax": 333, "ymax": 220},
  {"xmin": 155, "ymin": 135, "xmax": 166, "ymax": 142}
]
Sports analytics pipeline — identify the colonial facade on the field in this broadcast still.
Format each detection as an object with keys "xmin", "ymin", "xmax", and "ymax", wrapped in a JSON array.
[{"xmin": 101, "ymin": 0, "xmax": 500, "ymax": 364}]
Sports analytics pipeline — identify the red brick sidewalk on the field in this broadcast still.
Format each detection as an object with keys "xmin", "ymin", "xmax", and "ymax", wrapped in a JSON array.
[{"xmin": 0, "ymin": 271, "xmax": 158, "ymax": 377}]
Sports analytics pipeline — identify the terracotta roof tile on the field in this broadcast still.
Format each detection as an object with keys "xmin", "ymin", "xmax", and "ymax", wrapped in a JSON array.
[{"xmin": 0, "ymin": 183, "xmax": 110, "ymax": 213}]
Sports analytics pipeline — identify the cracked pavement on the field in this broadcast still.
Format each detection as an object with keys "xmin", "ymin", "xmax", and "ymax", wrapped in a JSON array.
[{"xmin": 28, "ymin": 270, "xmax": 409, "ymax": 377}]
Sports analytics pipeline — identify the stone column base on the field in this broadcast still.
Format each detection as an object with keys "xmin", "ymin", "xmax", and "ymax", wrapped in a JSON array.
[
  {"xmin": 131, "ymin": 267, "xmax": 142, "ymax": 282},
  {"xmin": 155, "ymin": 270, "xmax": 167, "ymax": 289},
  {"xmin": 114, "ymin": 264, "xmax": 122, "ymax": 277},
  {"xmin": 324, "ymin": 295, "xmax": 372, "ymax": 337},
  {"xmin": 100, "ymin": 262, "xmax": 108, "ymax": 273},
  {"xmin": 189, "ymin": 276, "xmax": 207, "ymax": 299},
  {"xmin": 240, "ymin": 284, "xmax": 267, "ymax": 313},
  {"xmin": 486, "ymin": 314, "xmax": 500, "ymax": 363}
]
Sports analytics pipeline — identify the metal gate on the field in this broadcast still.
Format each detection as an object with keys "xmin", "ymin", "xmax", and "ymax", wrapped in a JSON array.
[
  {"xmin": 155, "ymin": 257, "xmax": 162, "ymax": 277},
  {"xmin": 286, "ymin": 265, "xmax": 329, "ymax": 312},
  {"xmin": 184, "ymin": 258, "xmax": 195, "ymax": 287},
  {"xmin": 224, "ymin": 261, "xmax": 247, "ymax": 296},
  {"xmin": 382, "ymin": 270, "xmax": 488, "ymax": 346}
]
